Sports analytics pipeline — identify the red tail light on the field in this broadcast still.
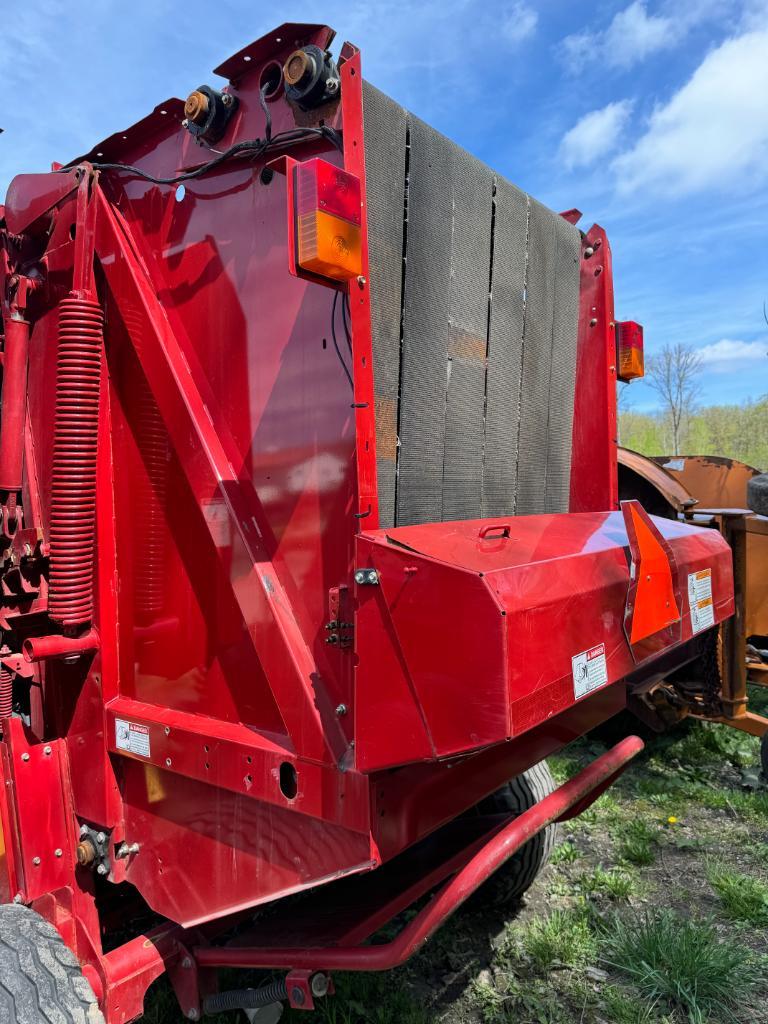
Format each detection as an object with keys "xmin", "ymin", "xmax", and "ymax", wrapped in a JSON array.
[
  {"xmin": 616, "ymin": 321, "xmax": 644, "ymax": 381},
  {"xmin": 294, "ymin": 158, "xmax": 362, "ymax": 282}
]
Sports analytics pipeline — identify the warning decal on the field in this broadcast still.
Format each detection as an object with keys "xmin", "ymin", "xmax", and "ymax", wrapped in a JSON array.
[
  {"xmin": 115, "ymin": 719, "xmax": 151, "ymax": 758},
  {"xmin": 572, "ymin": 643, "xmax": 609, "ymax": 700},
  {"xmin": 688, "ymin": 568, "xmax": 714, "ymax": 634}
]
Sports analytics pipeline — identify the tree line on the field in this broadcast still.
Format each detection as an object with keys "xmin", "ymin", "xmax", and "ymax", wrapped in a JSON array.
[{"xmin": 618, "ymin": 342, "xmax": 767, "ymax": 471}]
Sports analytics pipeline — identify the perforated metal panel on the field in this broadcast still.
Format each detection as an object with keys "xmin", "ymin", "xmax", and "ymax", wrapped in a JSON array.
[{"xmin": 362, "ymin": 82, "xmax": 580, "ymax": 527}]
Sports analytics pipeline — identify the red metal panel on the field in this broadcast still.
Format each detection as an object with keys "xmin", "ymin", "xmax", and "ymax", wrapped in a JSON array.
[
  {"xmin": 119, "ymin": 760, "xmax": 374, "ymax": 927},
  {"xmin": 194, "ymin": 736, "xmax": 644, "ymax": 971},
  {"xmin": 1, "ymin": 720, "xmax": 78, "ymax": 902},
  {"xmin": 355, "ymin": 512, "xmax": 733, "ymax": 771},
  {"xmin": 569, "ymin": 226, "xmax": 618, "ymax": 512}
]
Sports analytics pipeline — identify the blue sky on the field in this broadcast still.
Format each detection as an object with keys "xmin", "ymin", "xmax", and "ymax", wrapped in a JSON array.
[{"xmin": 2, "ymin": 0, "xmax": 767, "ymax": 411}]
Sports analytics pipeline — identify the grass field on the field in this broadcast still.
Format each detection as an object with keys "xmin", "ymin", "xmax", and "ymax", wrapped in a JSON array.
[{"xmin": 144, "ymin": 686, "xmax": 768, "ymax": 1024}]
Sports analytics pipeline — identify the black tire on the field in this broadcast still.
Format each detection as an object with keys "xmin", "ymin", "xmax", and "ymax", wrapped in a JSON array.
[
  {"xmin": 0, "ymin": 904, "xmax": 104, "ymax": 1024},
  {"xmin": 747, "ymin": 473, "xmax": 768, "ymax": 517},
  {"xmin": 474, "ymin": 761, "xmax": 558, "ymax": 901}
]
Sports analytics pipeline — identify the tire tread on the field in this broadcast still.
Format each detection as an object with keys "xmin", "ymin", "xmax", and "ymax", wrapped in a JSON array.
[{"xmin": 0, "ymin": 905, "xmax": 103, "ymax": 1024}]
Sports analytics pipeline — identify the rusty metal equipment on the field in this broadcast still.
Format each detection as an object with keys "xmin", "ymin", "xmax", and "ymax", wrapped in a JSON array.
[
  {"xmin": 0, "ymin": 23, "xmax": 736, "ymax": 1023},
  {"xmin": 619, "ymin": 450, "xmax": 768, "ymax": 738}
]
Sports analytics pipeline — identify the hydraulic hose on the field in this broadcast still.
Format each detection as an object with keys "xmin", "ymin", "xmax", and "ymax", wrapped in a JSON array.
[{"xmin": 202, "ymin": 979, "xmax": 288, "ymax": 1015}]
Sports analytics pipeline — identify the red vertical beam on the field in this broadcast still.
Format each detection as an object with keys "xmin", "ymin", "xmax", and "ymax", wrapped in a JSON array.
[
  {"xmin": 569, "ymin": 225, "xmax": 618, "ymax": 513},
  {"xmin": 339, "ymin": 46, "xmax": 379, "ymax": 527}
]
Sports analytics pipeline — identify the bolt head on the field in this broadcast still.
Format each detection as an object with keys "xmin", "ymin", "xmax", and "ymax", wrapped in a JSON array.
[
  {"xmin": 310, "ymin": 972, "xmax": 330, "ymax": 998},
  {"xmin": 54, "ymin": 848, "xmax": 63, "ymax": 858},
  {"xmin": 182, "ymin": 118, "xmax": 189, "ymax": 129},
  {"xmin": 12, "ymin": 893, "xmax": 24, "ymax": 904},
  {"xmin": 325, "ymin": 78, "xmax": 339, "ymax": 95},
  {"xmin": 335, "ymin": 703, "xmax": 347, "ymax": 716},
  {"xmin": 222, "ymin": 92, "xmax": 234, "ymax": 107},
  {"xmin": 291, "ymin": 987, "xmax": 305, "ymax": 1007},
  {"xmin": 43, "ymin": 745, "xmax": 52, "ymax": 755},
  {"xmin": 95, "ymin": 832, "xmax": 106, "ymax": 844},
  {"xmin": 32, "ymin": 856, "xmax": 41, "ymax": 866},
  {"xmin": 366, "ymin": 570, "xmax": 379, "ymax": 585},
  {"xmin": 354, "ymin": 570, "xmax": 366, "ymax": 584},
  {"xmin": 182, "ymin": 956, "xmax": 193, "ymax": 969},
  {"xmin": 187, "ymin": 1010, "xmax": 199, "ymax": 1021},
  {"xmin": 21, "ymin": 753, "xmax": 30, "ymax": 762},
  {"xmin": 584, "ymin": 246, "xmax": 594, "ymax": 257},
  {"xmin": 96, "ymin": 864, "xmax": 109, "ymax": 876},
  {"xmin": 356, "ymin": 275, "xmax": 367, "ymax": 287}
]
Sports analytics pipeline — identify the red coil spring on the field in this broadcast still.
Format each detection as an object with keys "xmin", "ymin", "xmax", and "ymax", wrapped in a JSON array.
[
  {"xmin": 48, "ymin": 295, "xmax": 104, "ymax": 628},
  {"xmin": 0, "ymin": 665, "xmax": 12, "ymax": 718}
]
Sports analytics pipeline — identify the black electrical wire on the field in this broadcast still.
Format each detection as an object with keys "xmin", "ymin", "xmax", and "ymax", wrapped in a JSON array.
[
  {"xmin": 80, "ymin": 125, "xmax": 342, "ymax": 186},
  {"xmin": 66, "ymin": 81, "xmax": 342, "ymax": 188},
  {"xmin": 341, "ymin": 290, "xmax": 352, "ymax": 354},
  {"xmin": 332, "ymin": 290, "xmax": 353, "ymax": 389},
  {"xmin": 257, "ymin": 82, "xmax": 273, "ymax": 143}
]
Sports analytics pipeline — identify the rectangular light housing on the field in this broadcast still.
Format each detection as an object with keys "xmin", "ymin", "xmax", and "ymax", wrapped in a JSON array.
[
  {"xmin": 616, "ymin": 321, "xmax": 644, "ymax": 381},
  {"xmin": 295, "ymin": 158, "xmax": 362, "ymax": 282}
]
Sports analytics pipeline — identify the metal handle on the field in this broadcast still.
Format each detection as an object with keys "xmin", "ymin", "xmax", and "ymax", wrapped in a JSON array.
[{"xmin": 478, "ymin": 523, "xmax": 511, "ymax": 539}]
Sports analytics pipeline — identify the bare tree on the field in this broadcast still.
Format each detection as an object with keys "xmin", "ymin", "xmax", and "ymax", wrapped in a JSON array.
[{"xmin": 645, "ymin": 343, "xmax": 703, "ymax": 455}]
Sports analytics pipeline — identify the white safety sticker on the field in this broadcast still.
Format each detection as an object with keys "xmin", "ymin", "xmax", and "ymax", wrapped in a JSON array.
[
  {"xmin": 688, "ymin": 568, "xmax": 714, "ymax": 634},
  {"xmin": 572, "ymin": 643, "xmax": 609, "ymax": 700},
  {"xmin": 115, "ymin": 719, "xmax": 151, "ymax": 758}
]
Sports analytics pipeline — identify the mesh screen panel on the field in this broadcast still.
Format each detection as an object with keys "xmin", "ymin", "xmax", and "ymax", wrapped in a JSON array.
[{"xmin": 362, "ymin": 82, "xmax": 580, "ymax": 527}]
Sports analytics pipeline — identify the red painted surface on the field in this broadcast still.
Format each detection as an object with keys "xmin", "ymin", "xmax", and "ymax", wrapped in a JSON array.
[
  {"xmin": 622, "ymin": 501, "xmax": 680, "ymax": 645},
  {"xmin": 0, "ymin": 21, "xmax": 736, "ymax": 1022},
  {"xmin": 570, "ymin": 226, "xmax": 618, "ymax": 513},
  {"xmin": 355, "ymin": 512, "xmax": 733, "ymax": 771},
  {"xmin": 194, "ymin": 735, "xmax": 644, "ymax": 971}
]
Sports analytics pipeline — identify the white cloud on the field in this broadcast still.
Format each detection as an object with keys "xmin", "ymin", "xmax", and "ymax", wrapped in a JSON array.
[
  {"xmin": 697, "ymin": 338, "xmax": 768, "ymax": 368},
  {"xmin": 559, "ymin": 100, "xmax": 634, "ymax": 168},
  {"xmin": 562, "ymin": 2, "xmax": 679, "ymax": 71},
  {"xmin": 501, "ymin": 2, "xmax": 539, "ymax": 45},
  {"xmin": 604, "ymin": 2, "xmax": 679, "ymax": 66},
  {"xmin": 560, "ymin": 0, "xmax": 735, "ymax": 72},
  {"xmin": 612, "ymin": 27, "xmax": 768, "ymax": 195}
]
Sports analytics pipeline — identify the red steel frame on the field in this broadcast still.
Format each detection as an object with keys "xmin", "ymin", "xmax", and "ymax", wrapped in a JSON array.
[{"xmin": 0, "ymin": 22, "xmax": 735, "ymax": 1022}]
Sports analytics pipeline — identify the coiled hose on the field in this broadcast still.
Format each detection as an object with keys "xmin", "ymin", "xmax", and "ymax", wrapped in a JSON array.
[{"xmin": 202, "ymin": 978, "xmax": 288, "ymax": 1015}]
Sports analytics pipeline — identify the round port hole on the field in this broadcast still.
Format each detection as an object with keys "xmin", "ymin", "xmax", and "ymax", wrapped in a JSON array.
[
  {"xmin": 279, "ymin": 761, "xmax": 298, "ymax": 800},
  {"xmin": 259, "ymin": 61, "xmax": 284, "ymax": 100}
]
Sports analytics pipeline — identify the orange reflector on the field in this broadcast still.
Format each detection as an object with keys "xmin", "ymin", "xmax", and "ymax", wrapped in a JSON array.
[
  {"xmin": 294, "ymin": 158, "xmax": 363, "ymax": 282},
  {"xmin": 626, "ymin": 503, "xmax": 680, "ymax": 645},
  {"xmin": 297, "ymin": 209, "xmax": 362, "ymax": 282},
  {"xmin": 616, "ymin": 321, "xmax": 644, "ymax": 381}
]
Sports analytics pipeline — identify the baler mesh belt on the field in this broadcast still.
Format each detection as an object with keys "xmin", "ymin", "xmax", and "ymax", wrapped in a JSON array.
[{"xmin": 362, "ymin": 82, "xmax": 580, "ymax": 527}]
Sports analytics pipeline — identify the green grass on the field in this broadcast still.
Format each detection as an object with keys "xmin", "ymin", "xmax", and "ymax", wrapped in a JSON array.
[
  {"xmin": 578, "ymin": 865, "xmax": 636, "ymax": 901},
  {"xmin": 706, "ymin": 860, "xmax": 768, "ymax": 925},
  {"xmin": 520, "ymin": 909, "xmax": 598, "ymax": 971},
  {"xmin": 600, "ymin": 985, "xmax": 661, "ymax": 1024},
  {"xmin": 550, "ymin": 840, "xmax": 579, "ymax": 865},
  {"xmin": 602, "ymin": 910, "xmax": 760, "ymax": 1023},
  {"xmin": 314, "ymin": 972, "xmax": 433, "ymax": 1024},
  {"xmin": 618, "ymin": 818, "xmax": 657, "ymax": 866}
]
